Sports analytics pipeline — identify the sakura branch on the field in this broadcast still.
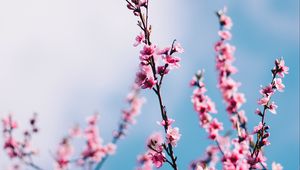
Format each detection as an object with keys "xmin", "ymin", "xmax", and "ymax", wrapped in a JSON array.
[
  {"xmin": 249, "ymin": 58, "xmax": 288, "ymax": 169},
  {"xmin": 135, "ymin": 132, "xmax": 164, "ymax": 170},
  {"xmin": 127, "ymin": 0, "xmax": 183, "ymax": 169},
  {"xmin": 54, "ymin": 84, "xmax": 144, "ymax": 170},
  {"xmin": 94, "ymin": 84, "xmax": 144, "ymax": 170},
  {"xmin": 189, "ymin": 7, "xmax": 288, "ymax": 170},
  {"xmin": 189, "ymin": 70, "xmax": 225, "ymax": 169},
  {"xmin": 53, "ymin": 113, "xmax": 117, "ymax": 170},
  {"xmin": 2, "ymin": 113, "xmax": 43, "ymax": 170},
  {"xmin": 215, "ymin": 7, "xmax": 248, "ymax": 140}
]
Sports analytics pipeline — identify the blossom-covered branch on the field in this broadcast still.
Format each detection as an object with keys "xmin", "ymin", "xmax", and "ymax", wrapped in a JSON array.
[
  {"xmin": 215, "ymin": 7, "xmax": 248, "ymax": 140},
  {"xmin": 190, "ymin": 70, "xmax": 225, "ymax": 169},
  {"xmin": 189, "ymin": 7, "xmax": 288, "ymax": 170},
  {"xmin": 94, "ymin": 84, "xmax": 144, "ymax": 170},
  {"xmin": 53, "ymin": 84, "xmax": 144, "ymax": 170},
  {"xmin": 249, "ymin": 58, "xmax": 288, "ymax": 169},
  {"xmin": 2, "ymin": 113, "xmax": 43, "ymax": 170},
  {"xmin": 53, "ymin": 113, "xmax": 116, "ymax": 170},
  {"xmin": 127, "ymin": 0, "xmax": 183, "ymax": 169}
]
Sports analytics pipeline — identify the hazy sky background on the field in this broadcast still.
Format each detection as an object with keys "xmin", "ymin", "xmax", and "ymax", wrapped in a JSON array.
[{"xmin": 0, "ymin": 0, "xmax": 299, "ymax": 169}]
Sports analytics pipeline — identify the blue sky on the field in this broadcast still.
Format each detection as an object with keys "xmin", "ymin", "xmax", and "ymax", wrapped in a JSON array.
[{"xmin": 0, "ymin": 0, "xmax": 298, "ymax": 169}]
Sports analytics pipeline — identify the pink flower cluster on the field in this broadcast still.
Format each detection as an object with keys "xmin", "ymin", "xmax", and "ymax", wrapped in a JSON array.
[
  {"xmin": 136, "ymin": 127, "xmax": 181, "ymax": 170},
  {"xmin": 135, "ymin": 42, "xmax": 183, "ymax": 89},
  {"xmin": 127, "ymin": 1, "xmax": 182, "ymax": 169},
  {"xmin": 113, "ymin": 84, "xmax": 145, "ymax": 139},
  {"xmin": 215, "ymin": 7, "xmax": 248, "ymax": 138},
  {"xmin": 190, "ymin": 8, "xmax": 288, "ymax": 170},
  {"xmin": 190, "ymin": 62, "xmax": 288, "ymax": 170},
  {"xmin": 190, "ymin": 70, "xmax": 222, "ymax": 140},
  {"xmin": 250, "ymin": 58, "xmax": 289, "ymax": 168},
  {"xmin": 127, "ymin": 0, "xmax": 184, "ymax": 90},
  {"xmin": 136, "ymin": 132, "xmax": 164, "ymax": 170},
  {"xmin": 54, "ymin": 114, "xmax": 116, "ymax": 170},
  {"xmin": 54, "ymin": 84, "xmax": 143, "ymax": 170},
  {"xmin": 2, "ymin": 114, "xmax": 41, "ymax": 170},
  {"xmin": 54, "ymin": 136, "xmax": 73, "ymax": 170},
  {"xmin": 190, "ymin": 70, "xmax": 251, "ymax": 170}
]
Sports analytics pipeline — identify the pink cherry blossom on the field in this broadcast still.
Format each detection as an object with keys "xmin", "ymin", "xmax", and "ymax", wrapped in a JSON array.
[
  {"xmin": 150, "ymin": 152, "xmax": 166, "ymax": 168},
  {"xmin": 172, "ymin": 42, "xmax": 184, "ymax": 54},
  {"xmin": 105, "ymin": 143, "xmax": 117, "ymax": 155},
  {"xmin": 260, "ymin": 84, "xmax": 274, "ymax": 96},
  {"xmin": 274, "ymin": 59, "xmax": 289, "ymax": 77},
  {"xmin": 253, "ymin": 122, "xmax": 263, "ymax": 134},
  {"xmin": 258, "ymin": 96, "xmax": 269, "ymax": 106},
  {"xmin": 157, "ymin": 47, "xmax": 170, "ymax": 55},
  {"xmin": 140, "ymin": 44, "xmax": 156, "ymax": 60},
  {"xmin": 269, "ymin": 102, "xmax": 278, "ymax": 114},
  {"xmin": 136, "ymin": 153, "xmax": 153, "ymax": 170},
  {"xmin": 219, "ymin": 14, "xmax": 233, "ymax": 30},
  {"xmin": 134, "ymin": 32, "xmax": 145, "ymax": 47},
  {"xmin": 166, "ymin": 127, "xmax": 181, "ymax": 147},
  {"xmin": 218, "ymin": 30, "xmax": 232, "ymax": 40},
  {"xmin": 164, "ymin": 55, "xmax": 181, "ymax": 69},
  {"xmin": 135, "ymin": 70, "xmax": 157, "ymax": 89},
  {"xmin": 157, "ymin": 65, "xmax": 170, "ymax": 75},
  {"xmin": 160, "ymin": 118, "xmax": 175, "ymax": 127},
  {"xmin": 272, "ymin": 162, "xmax": 283, "ymax": 170},
  {"xmin": 273, "ymin": 78, "xmax": 285, "ymax": 92},
  {"xmin": 2, "ymin": 114, "xmax": 42, "ymax": 170},
  {"xmin": 208, "ymin": 118, "xmax": 224, "ymax": 132}
]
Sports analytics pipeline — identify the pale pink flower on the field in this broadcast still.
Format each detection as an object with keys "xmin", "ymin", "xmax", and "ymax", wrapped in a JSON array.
[
  {"xmin": 206, "ymin": 98, "xmax": 217, "ymax": 113},
  {"xmin": 234, "ymin": 93, "xmax": 246, "ymax": 108},
  {"xmin": 157, "ymin": 65, "xmax": 169, "ymax": 75},
  {"xmin": 2, "ymin": 115, "xmax": 18, "ymax": 129},
  {"xmin": 136, "ymin": 153, "xmax": 153, "ymax": 170},
  {"xmin": 260, "ymin": 84, "xmax": 274, "ymax": 96},
  {"xmin": 222, "ymin": 151, "xmax": 240, "ymax": 170},
  {"xmin": 253, "ymin": 122, "xmax": 263, "ymax": 134},
  {"xmin": 274, "ymin": 78, "xmax": 285, "ymax": 92},
  {"xmin": 150, "ymin": 152, "xmax": 165, "ymax": 168},
  {"xmin": 55, "ymin": 138, "xmax": 73, "ymax": 170},
  {"xmin": 220, "ymin": 14, "xmax": 233, "ymax": 30},
  {"xmin": 147, "ymin": 132, "xmax": 163, "ymax": 152},
  {"xmin": 218, "ymin": 30, "xmax": 232, "ymax": 40},
  {"xmin": 166, "ymin": 127, "xmax": 181, "ymax": 147},
  {"xmin": 134, "ymin": 32, "xmax": 145, "ymax": 47},
  {"xmin": 105, "ymin": 143, "xmax": 117, "ymax": 155},
  {"xmin": 269, "ymin": 102, "xmax": 278, "ymax": 114},
  {"xmin": 141, "ymin": 77, "xmax": 157, "ymax": 89},
  {"xmin": 219, "ymin": 43, "xmax": 235, "ymax": 60},
  {"xmin": 237, "ymin": 110, "xmax": 247, "ymax": 124},
  {"xmin": 272, "ymin": 162, "xmax": 283, "ymax": 170},
  {"xmin": 255, "ymin": 108, "xmax": 262, "ymax": 116},
  {"xmin": 274, "ymin": 59, "xmax": 289, "ymax": 77},
  {"xmin": 135, "ymin": 70, "xmax": 157, "ymax": 89},
  {"xmin": 164, "ymin": 55, "xmax": 181, "ymax": 69},
  {"xmin": 140, "ymin": 44, "xmax": 156, "ymax": 59},
  {"xmin": 208, "ymin": 118, "xmax": 223, "ymax": 131},
  {"xmin": 157, "ymin": 47, "xmax": 170, "ymax": 55},
  {"xmin": 172, "ymin": 42, "xmax": 184, "ymax": 53},
  {"xmin": 258, "ymin": 96, "xmax": 269, "ymax": 106},
  {"xmin": 236, "ymin": 159, "xmax": 250, "ymax": 170},
  {"xmin": 160, "ymin": 118, "xmax": 175, "ymax": 127},
  {"xmin": 262, "ymin": 136, "xmax": 270, "ymax": 146}
]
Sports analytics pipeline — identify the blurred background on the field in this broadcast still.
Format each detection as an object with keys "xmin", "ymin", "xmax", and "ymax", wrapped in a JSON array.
[{"xmin": 0, "ymin": 0, "xmax": 299, "ymax": 169}]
